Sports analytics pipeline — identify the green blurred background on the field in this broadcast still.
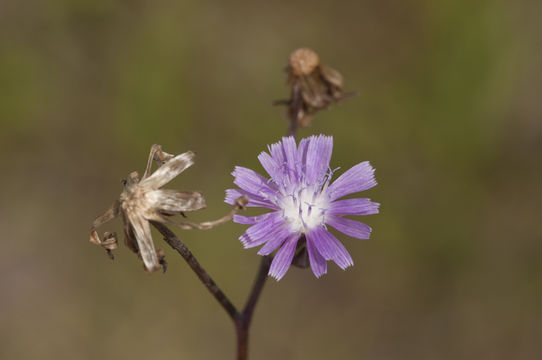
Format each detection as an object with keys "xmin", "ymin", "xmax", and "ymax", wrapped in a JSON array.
[{"xmin": 2, "ymin": 0, "xmax": 541, "ymax": 359}]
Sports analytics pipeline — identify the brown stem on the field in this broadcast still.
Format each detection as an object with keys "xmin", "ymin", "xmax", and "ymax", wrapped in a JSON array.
[
  {"xmin": 234, "ymin": 104, "xmax": 300, "ymax": 359},
  {"xmin": 235, "ymin": 319, "xmax": 249, "ymax": 360},
  {"xmin": 152, "ymin": 221, "xmax": 240, "ymax": 320},
  {"xmin": 287, "ymin": 109, "xmax": 298, "ymax": 137},
  {"xmin": 234, "ymin": 256, "xmax": 272, "ymax": 359},
  {"xmin": 154, "ymin": 220, "xmax": 271, "ymax": 360},
  {"xmin": 152, "ymin": 98, "xmax": 300, "ymax": 359},
  {"xmin": 243, "ymin": 256, "xmax": 272, "ymax": 325}
]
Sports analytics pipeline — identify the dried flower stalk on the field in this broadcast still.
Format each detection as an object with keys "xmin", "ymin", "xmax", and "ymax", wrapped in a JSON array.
[{"xmin": 276, "ymin": 47, "xmax": 357, "ymax": 129}]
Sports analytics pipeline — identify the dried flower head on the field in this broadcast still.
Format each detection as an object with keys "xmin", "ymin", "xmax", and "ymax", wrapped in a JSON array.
[
  {"xmin": 277, "ymin": 48, "xmax": 356, "ymax": 128},
  {"xmin": 90, "ymin": 144, "xmax": 206, "ymax": 272},
  {"xmin": 225, "ymin": 135, "xmax": 379, "ymax": 280},
  {"xmin": 289, "ymin": 48, "xmax": 320, "ymax": 76}
]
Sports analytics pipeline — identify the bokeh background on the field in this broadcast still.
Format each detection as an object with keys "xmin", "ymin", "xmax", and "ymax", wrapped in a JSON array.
[{"xmin": 2, "ymin": 0, "xmax": 541, "ymax": 359}]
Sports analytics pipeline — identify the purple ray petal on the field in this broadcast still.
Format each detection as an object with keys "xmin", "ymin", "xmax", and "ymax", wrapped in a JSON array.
[
  {"xmin": 239, "ymin": 233, "xmax": 250, "ymax": 245},
  {"xmin": 225, "ymin": 189, "xmax": 278, "ymax": 210},
  {"xmin": 327, "ymin": 236, "xmax": 353, "ymax": 270},
  {"xmin": 232, "ymin": 166, "xmax": 277, "ymax": 197},
  {"xmin": 240, "ymin": 233, "xmax": 271, "ymax": 249},
  {"xmin": 245, "ymin": 212, "xmax": 285, "ymax": 242},
  {"xmin": 297, "ymin": 137, "xmax": 310, "ymax": 176},
  {"xmin": 269, "ymin": 234, "xmax": 300, "ymax": 280},
  {"xmin": 242, "ymin": 220, "xmax": 290, "ymax": 249},
  {"xmin": 306, "ymin": 226, "xmax": 336, "ymax": 260},
  {"xmin": 241, "ymin": 234, "xmax": 279, "ymax": 249},
  {"xmin": 326, "ymin": 215, "xmax": 372, "ymax": 240},
  {"xmin": 305, "ymin": 135, "xmax": 333, "ymax": 184},
  {"xmin": 328, "ymin": 198, "xmax": 380, "ymax": 216},
  {"xmin": 307, "ymin": 234, "xmax": 327, "ymax": 277},
  {"xmin": 269, "ymin": 142, "xmax": 286, "ymax": 178},
  {"xmin": 258, "ymin": 152, "xmax": 282, "ymax": 185},
  {"xmin": 327, "ymin": 161, "xmax": 377, "ymax": 201},
  {"xmin": 307, "ymin": 226, "xmax": 353, "ymax": 269},
  {"xmin": 281, "ymin": 136, "xmax": 299, "ymax": 183},
  {"xmin": 257, "ymin": 226, "xmax": 294, "ymax": 255},
  {"xmin": 297, "ymin": 137, "xmax": 310, "ymax": 160}
]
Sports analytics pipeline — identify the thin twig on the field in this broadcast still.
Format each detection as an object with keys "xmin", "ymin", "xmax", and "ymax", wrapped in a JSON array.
[
  {"xmin": 234, "ymin": 256, "xmax": 272, "ymax": 360},
  {"xmin": 152, "ymin": 221, "xmax": 240, "ymax": 320},
  {"xmin": 288, "ymin": 111, "xmax": 298, "ymax": 137},
  {"xmin": 161, "ymin": 203, "xmax": 244, "ymax": 230},
  {"xmin": 242, "ymin": 256, "xmax": 272, "ymax": 323}
]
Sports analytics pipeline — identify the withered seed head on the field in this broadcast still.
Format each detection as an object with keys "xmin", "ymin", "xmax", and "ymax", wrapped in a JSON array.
[
  {"xmin": 277, "ymin": 47, "xmax": 357, "ymax": 128},
  {"xmin": 289, "ymin": 48, "xmax": 320, "ymax": 76},
  {"xmin": 90, "ymin": 144, "xmax": 206, "ymax": 273}
]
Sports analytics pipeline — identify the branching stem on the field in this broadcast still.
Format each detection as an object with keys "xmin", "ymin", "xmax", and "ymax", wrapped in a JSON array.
[
  {"xmin": 155, "ymin": 91, "xmax": 300, "ymax": 359},
  {"xmin": 153, "ymin": 221, "xmax": 271, "ymax": 360}
]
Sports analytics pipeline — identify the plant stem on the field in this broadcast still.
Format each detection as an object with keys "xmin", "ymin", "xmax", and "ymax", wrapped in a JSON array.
[
  {"xmin": 153, "ymin": 92, "xmax": 300, "ymax": 359},
  {"xmin": 235, "ymin": 256, "xmax": 272, "ymax": 359},
  {"xmin": 152, "ymin": 222, "xmax": 239, "ymax": 319},
  {"xmin": 288, "ymin": 111, "xmax": 298, "ymax": 137},
  {"xmin": 153, "ymin": 221, "xmax": 271, "ymax": 360},
  {"xmin": 232, "ymin": 101, "xmax": 300, "ymax": 358},
  {"xmin": 243, "ymin": 256, "xmax": 272, "ymax": 324}
]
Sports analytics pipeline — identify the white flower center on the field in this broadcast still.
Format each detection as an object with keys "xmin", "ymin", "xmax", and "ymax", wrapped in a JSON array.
[{"xmin": 280, "ymin": 186, "xmax": 328, "ymax": 233}]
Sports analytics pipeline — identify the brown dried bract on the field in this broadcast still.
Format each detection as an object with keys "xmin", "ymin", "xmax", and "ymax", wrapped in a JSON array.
[
  {"xmin": 277, "ymin": 47, "xmax": 357, "ymax": 128},
  {"xmin": 90, "ymin": 144, "xmax": 206, "ymax": 273},
  {"xmin": 291, "ymin": 236, "xmax": 309, "ymax": 269}
]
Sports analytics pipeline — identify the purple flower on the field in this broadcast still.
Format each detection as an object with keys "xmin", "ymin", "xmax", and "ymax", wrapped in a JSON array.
[{"xmin": 225, "ymin": 135, "xmax": 379, "ymax": 280}]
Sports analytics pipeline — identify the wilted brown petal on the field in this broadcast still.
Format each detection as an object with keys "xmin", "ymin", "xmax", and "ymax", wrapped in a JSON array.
[
  {"xmin": 101, "ymin": 232, "xmax": 118, "ymax": 250},
  {"xmin": 89, "ymin": 201, "xmax": 120, "ymax": 244},
  {"xmin": 299, "ymin": 75, "xmax": 328, "ymax": 108},
  {"xmin": 127, "ymin": 210, "xmax": 160, "ymax": 272},
  {"xmin": 154, "ymin": 189, "xmax": 206, "ymax": 215},
  {"xmin": 101, "ymin": 232, "xmax": 119, "ymax": 260},
  {"xmin": 141, "ymin": 151, "xmax": 195, "ymax": 189},
  {"xmin": 90, "ymin": 231, "xmax": 101, "ymax": 246},
  {"xmin": 319, "ymin": 64, "xmax": 343, "ymax": 90},
  {"xmin": 142, "ymin": 144, "xmax": 175, "ymax": 179}
]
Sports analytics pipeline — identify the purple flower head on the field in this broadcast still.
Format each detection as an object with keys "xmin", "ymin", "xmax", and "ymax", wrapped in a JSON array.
[{"xmin": 225, "ymin": 135, "xmax": 379, "ymax": 280}]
